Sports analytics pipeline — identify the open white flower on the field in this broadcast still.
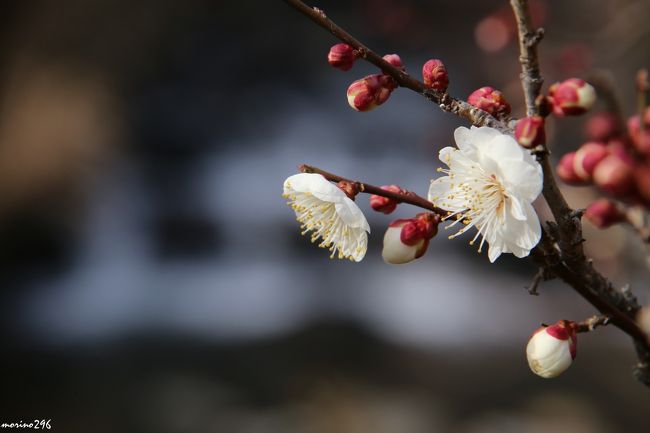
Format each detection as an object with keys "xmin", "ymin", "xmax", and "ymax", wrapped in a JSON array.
[
  {"xmin": 428, "ymin": 126, "xmax": 543, "ymax": 262},
  {"xmin": 283, "ymin": 173, "xmax": 370, "ymax": 261}
]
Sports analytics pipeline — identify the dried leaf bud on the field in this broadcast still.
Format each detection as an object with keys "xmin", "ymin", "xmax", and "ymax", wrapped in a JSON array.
[
  {"xmin": 556, "ymin": 152, "xmax": 584, "ymax": 185},
  {"xmin": 548, "ymin": 78, "xmax": 596, "ymax": 117},
  {"xmin": 572, "ymin": 142, "xmax": 608, "ymax": 181},
  {"xmin": 369, "ymin": 185, "xmax": 402, "ymax": 214},
  {"xmin": 382, "ymin": 54, "xmax": 405, "ymax": 71},
  {"xmin": 468, "ymin": 86, "xmax": 511, "ymax": 117},
  {"xmin": 627, "ymin": 108, "xmax": 650, "ymax": 155},
  {"xmin": 584, "ymin": 198, "xmax": 624, "ymax": 228},
  {"xmin": 347, "ymin": 74, "xmax": 395, "ymax": 112},
  {"xmin": 593, "ymin": 154, "xmax": 635, "ymax": 196},
  {"xmin": 422, "ymin": 59, "xmax": 449, "ymax": 92},
  {"xmin": 515, "ymin": 116, "xmax": 545, "ymax": 148},
  {"xmin": 382, "ymin": 213, "xmax": 439, "ymax": 264},
  {"xmin": 336, "ymin": 181, "xmax": 360, "ymax": 200},
  {"xmin": 526, "ymin": 320, "xmax": 577, "ymax": 379},
  {"xmin": 327, "ymin": 43, "xmax": 357, "ymax": 71},
  {"xmin": 585, "ymin": 112, "xmax": 622, "ymax": 142}
]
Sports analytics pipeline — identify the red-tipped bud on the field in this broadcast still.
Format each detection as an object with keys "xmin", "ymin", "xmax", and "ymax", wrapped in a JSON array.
[
  {"xmin": 585, "ymin": 112, "xmax": 622, "ymax": 141},
  {"xmin": 548, "ymin": 78, "xmax": 596, "ymax": 116},
  {"xmin": 573, "ymin": 142, "xmax": 608, "ymax": 181},
  {"xmin": 593, "ymin": 154, "xmax": 635, "ymax": 196},
  {"xmin": 422, "ymin": 59, "xmax": 449, "ymax": 92},
  {"xmin": 556, "ymin": 152, "xmax": 584, "ymax": 184},
  {"xmin": 347, "ymin": 74, "xmax": 395, "ymax": 112},
  {"xmin": 584, "ymin": 198, "xmax": 625, "ymax": 228},
  {"xmin": 627, "ymin": 108, "xmax": 650, "ymax": 155},
  {"xmin": 382, "ymin": 54, "xmax": 405, "ymax": 71},
  {"xmin": 515, "ymin": 116, "xmax": 545, "ymax": 148},
  {"xmin": 382, "ymin": 213, "xmax": 439, "ymax": 264},
  {"xmin": 327, "ymin": 43, "xmax": 357, "ymax": 71},
  {"xmin": 369, "ymin": 185, "xmax": 402, "ymax": 214},
  {"xmin": 468, "ymin": 86, "xmax": 511, "ymax": 117},
  {"xmin": 526, "ymin": 320, "xmax": 577, "ymax": 378}
]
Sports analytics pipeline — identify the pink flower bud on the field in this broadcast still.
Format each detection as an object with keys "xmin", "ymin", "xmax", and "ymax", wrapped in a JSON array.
[
  {"xmin": 422, "ymin": 59, "xmax": 449, "ymax": 92},
  {"xmin": 627, "ymin": 108, "xmax": 650, "ymax": 155},
  {"xmin": 556, "ymin": 152, "xmax": 584, "ymax": 184},
  {"xmin": 467, "ymin": 86, "xmax": 511, "ymax": 117},
  {"xmin": 369, "ymin": 185, "xmax": 402, "ymax": 214},
  {"xmin": 382, "ymin": 213, "xmax": 439, "ymax": 264},
  {"xmin": 514, "ymin": 116, "xmax": 545, "ymax": 148},
  {"xmin": 327, "ymin": 43, "xmax": 357, "ymax": 71},
  {"xmin": 572, "ymin": 141, "xmax": 608, "ymax": 181},
  {"xmin": 584, "ymin": 112, "xmax": 621, "ymax": 142},
  {"xmin": 584, "ymin": 198, "xmax": 624, "ymax": 228},
  {"xmin": 593, "ymin": 154, "xmax": 635, "ymax": 196},
  {"xmin": 526, "ymin": 320, "xmax": 577, "ymax": 378},
  {"xmin": 347, "ymin": 74, "xmax": 395, "ymax": 112},
  {"xmin": 548, "ymin": 78, "xmax": 596, "ymax": 116},
  {"xmin": 382, "ymin": 54, "xmax": 405, "ymax": 71}
]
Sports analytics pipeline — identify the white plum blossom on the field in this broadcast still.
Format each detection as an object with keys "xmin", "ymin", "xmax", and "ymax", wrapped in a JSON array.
[
  {"xmin": 428, "ymin": 126, "xmax": 543, "ymax": 262},
  {"xmin": 283, "ymin": 173, "xmax": 370, "ymax": 261}
]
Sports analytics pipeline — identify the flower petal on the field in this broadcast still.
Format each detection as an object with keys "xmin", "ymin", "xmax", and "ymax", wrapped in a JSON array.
[{"xmin": 335, "ymin": 197, "xmax": 371, "ymax": 232}]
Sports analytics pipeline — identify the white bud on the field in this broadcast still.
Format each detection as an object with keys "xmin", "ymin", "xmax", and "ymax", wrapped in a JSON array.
[{"xmin": 526, "ymin": 321, "xmax": 577, "ymax": 378}]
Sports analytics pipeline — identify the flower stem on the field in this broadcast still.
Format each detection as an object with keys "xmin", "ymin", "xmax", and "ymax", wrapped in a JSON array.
[{"xmin": 299, "ymin": 164, "xmax": 444, "ymax": 216}]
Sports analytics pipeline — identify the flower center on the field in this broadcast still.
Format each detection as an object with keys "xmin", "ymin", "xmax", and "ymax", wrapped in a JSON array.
[{"xmin": 438, "ymin": 166, "xmax": 509, "ymax": 253}]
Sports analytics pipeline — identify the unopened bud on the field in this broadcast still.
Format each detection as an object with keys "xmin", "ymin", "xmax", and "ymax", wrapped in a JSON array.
[
  {"xmin": 549, "ymin": 78, "xmax": 596, "ymax": 117},
  {"xmin": 369, "ymin": 185, "xmax": 402, "ymax": 214},
  {"xmin": 327, "ymin": 43, "xmax": 357, "ymax": 71},
  {"xmin": 468, "ymin": 86, "xmax": 511, "ymax": 117},
  {"xmin": 347, "ymin": 74, "xmax": 395, "ymax": 112},
  {"xmin": 382, "ymin": 54, "xmax": 405, "ymax": 71},
  {"xmin": 584, "ymin": 198, "xmax": 624, "ymax": 228},
  {"xmin": 627, "ymin": 108, "xmax": 650, "ymax": 155},
  {"xmin": 585, "ymin": 112, "xmax": 621, "ymax": 142},
  {"xmin": 556, "ymin": 152, "xmax": 584, "ymax": 185},
  {"xmin": 593, "ymin": 154, "xmax": 635, "ymax": 196},
  {"xmin": 382, "ymin": 213, "xmax": 439, "ymax": 264},
  {"xmin": 526, "ymin": 320, "xmax": 577, "ymax": 379},
  {"xmin": 572, "ymin": 141, "xmax": 608, "ymax": 181},
  {"xmin": 515, "ymin": 116, "xmax": 545, "ymax": 148},
  {"xmin": 336, "ymin": 181, "xmax": 359, "ymax": 199},
  {"xmin": 422, "ymin": 59, "xmax": 449, "ymax": 92}
]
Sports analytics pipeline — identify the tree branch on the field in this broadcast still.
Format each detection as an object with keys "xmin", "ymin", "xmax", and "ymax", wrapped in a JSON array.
[
  {"xmin": 282, "ymin": 0, "xmax": 508, "ymax": 131},
  {"xmin": 510, "ymin": 0, "xmax": 650, "ymax": 385},
  {"xmin": 299, "ymin": 164, "xmax": 444, "ymax": 215}
]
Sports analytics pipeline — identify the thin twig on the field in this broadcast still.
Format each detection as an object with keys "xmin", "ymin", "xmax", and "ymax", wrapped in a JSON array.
[
  {"xmin": 574, "ymin": 314, "xmax": 611, "ymax": 333},
  {"xmin": 282, "ymin": 0, "xmax": 508, "ymax": 131},
  {"xmin": 299, "ymin": 164, "xmax": 444, "ymax": 215}
]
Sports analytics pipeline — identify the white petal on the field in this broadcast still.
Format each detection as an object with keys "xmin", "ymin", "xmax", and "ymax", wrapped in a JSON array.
[
  {"xmin": 428, "ymin": 177, "xmax": 466, "ymax": 211},
  {"xmin": 382, "ymin": 226, "xmax": 419, "ymax": 264},
  {"xmin": 510, "ymin": 195, "xmax": 526, "ymax": 220},
  {"xmin": 335, "ymin": 197, "xmax": 370, "ymax": 232},
  {"xmin": 499, "ymin": 159, "xmax": 543, "ymax": 202},
  {"xmin": 284, "ymin": 173, "xmax": 343, "ymax": 203},
  {"xmin": 488, "ymin": 242, "xmax": 503, "ymax": 263}
]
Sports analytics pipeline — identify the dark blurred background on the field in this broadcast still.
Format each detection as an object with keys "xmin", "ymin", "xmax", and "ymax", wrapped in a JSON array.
[{"xmin": 0, "ymin": 1, "xmax": 649, "ymax": 432}]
